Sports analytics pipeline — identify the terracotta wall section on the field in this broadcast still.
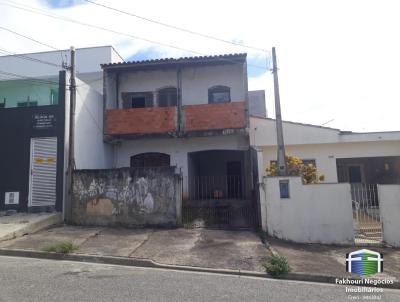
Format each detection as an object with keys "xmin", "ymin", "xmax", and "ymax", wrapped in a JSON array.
[
  {"xmin": 184, "ymin": 101, "xmax": 247, "ymax": 132},
  {"xmin": 106, "ymin": 107, "xmax": 177, "ymax": 135}
]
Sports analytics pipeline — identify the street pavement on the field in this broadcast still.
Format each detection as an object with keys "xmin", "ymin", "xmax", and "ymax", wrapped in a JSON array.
[{"xmin": 0, "ymin": 256, "xmax": 398, "ymax": 302}]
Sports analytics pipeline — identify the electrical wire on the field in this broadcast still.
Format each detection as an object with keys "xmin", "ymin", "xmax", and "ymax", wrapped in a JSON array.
[
  {"xmin": 0, "ymin": 25, "xmax": 59, "ymax": 50},
  {"xmin": 0, "ymin": 0, "xmax": 268, "ymax": 70},
  {"xmin": 0, "ymin": 70, "xmax": 60, "ymax": 86},
  {"xmin": 82, "ymin": 0, "xmax": 269, "ymax": 53},
  {"xmin": 0, "ymin": 47, "xmax": 63, "ymax": 68}
]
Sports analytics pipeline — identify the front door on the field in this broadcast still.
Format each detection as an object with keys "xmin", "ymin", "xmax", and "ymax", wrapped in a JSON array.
[
  {"xmin": 29, "ymin": 137, "xmax": 57, "ymax": 208},
  {"xmin": 349, "ymin": 166, "xmax": 363, "ymax": 183}
]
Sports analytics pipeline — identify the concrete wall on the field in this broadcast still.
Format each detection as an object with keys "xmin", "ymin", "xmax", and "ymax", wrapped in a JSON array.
[
  {"xmin": 181, "ymin": 64, "xmax": 246, "ymax": 105},
  {"xmin": 75, "ymin": 78, "xmax": 113, "ymax": 169},
  {"xmin": 264, "ymin": 177, "xmax": 354, "ymax": 244},
  {"xmin": 72, "ymin": 167, "xmax": 181, "ymax": 227},
  {"xmin": 115, "ymin": 135, "xmax": 249, "ymax": 176},
  {"xmin": 378, "ymin": 185, "xmax": 400, "ymax": 247},
  {"xmin": 115, "ymin": 64, "xmax": 246, "ymax": 107},
  {"xmin": 248, "ymin": 90, "xmax": 266, "ymax": 118}
]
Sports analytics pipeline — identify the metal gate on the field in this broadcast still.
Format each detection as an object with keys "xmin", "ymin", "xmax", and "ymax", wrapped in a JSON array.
[
  {"xmin": 351, "ymin": 183, "xmax": 383, "ymax": 245},
  {"xmin": 29, "ymin": 137, "xmax": 57, "ymax": 207},
  {"xmin": 182, "ymin": 175, "xmax": 258, "ymax": 229}
]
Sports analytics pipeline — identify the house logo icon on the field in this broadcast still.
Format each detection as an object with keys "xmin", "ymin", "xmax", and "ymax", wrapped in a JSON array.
[{"xmin": 346, "ymin": 249, "xmax": 383, "ymax": 277}]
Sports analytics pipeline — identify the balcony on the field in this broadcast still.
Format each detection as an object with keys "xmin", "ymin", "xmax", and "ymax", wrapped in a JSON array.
[
  {"xmin": 105, "ymin": 107, "xmax": 177, "ymax": 137},
  {"xmin": 105, "ymin": 101, "xmax": 247, "ymax": 138},
  {"xmin": 184, "ymin": 101, "xmax": 247, "ymax": 132}
]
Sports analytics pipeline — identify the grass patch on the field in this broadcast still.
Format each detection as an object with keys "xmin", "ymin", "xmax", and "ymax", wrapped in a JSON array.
[
  {"xmin": 263, "ymin": 255, "xmax": 291, "ymax": 278},
  {"xmin": 42, "ymin": 241, "xmax": 78, "ymax": 254},
  {"xmin": 257, "ymin": 230, "xmax": 268, "ymax": 244}
]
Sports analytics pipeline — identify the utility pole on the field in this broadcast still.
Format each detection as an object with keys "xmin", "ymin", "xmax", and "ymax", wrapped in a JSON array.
[
  {"xmin": 272, "ymin": 47, "xmax": 287, "ymax": 176},
  {"xmin": 65, "ymin": 46, "xmax": 76, "ymax": 222}
]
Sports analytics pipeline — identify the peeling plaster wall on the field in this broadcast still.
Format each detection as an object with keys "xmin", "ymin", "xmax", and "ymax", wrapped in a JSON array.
[{"xmin": 72, "ymin": 167, "xmax": 181, "ymax": 227}]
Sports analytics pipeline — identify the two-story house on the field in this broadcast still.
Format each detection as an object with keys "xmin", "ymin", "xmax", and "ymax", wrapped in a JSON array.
[{"xmin": 102, "ymin": 53, "xmax": 257, "ymax": 227}]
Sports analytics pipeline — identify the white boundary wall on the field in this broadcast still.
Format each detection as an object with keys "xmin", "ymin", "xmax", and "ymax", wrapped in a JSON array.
[
  {"xmin": 264, "ymin": 177, "xmax": 354, "ymax": 244},
  {"xmin": 378, "ymin": 185, "xmax": 400, "ymax": 247}
]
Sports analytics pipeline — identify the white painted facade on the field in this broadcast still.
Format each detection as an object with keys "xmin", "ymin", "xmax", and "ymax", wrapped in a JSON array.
[
  {"xmin": 0, "ymin": 46, "xmax": 123, "ymax": 93},
  {"xmin": 109, "ymin": 63, "xmax": 246, "ymax": 108},
  {"xmin": 74, "ymin": 77, "xmax": 113, "ymax": 169},
  {"xmin": 264, "ymin": 177, "xmax": 354, "ymax": 244},
  {"xmin": 115, "ymin": 135, "xmax": 248, "ymax": 169},
  {"xmin": 250, "ymin": 117, "xmax": 400, "ymax": 182},
  {"xmin": 378, "ymin": 184, "xmax": 400, "ymax": 247}
]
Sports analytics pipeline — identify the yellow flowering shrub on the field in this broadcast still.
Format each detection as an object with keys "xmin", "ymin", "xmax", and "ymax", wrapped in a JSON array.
[{"xmin": 266, "ymin": 155, "xmax": 325, "ymax": 184}]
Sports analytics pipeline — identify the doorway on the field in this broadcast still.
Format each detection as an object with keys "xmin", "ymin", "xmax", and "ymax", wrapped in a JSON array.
[{"xmin": 29, "ymin": 137, "xmax": 57, "ymax": 207}]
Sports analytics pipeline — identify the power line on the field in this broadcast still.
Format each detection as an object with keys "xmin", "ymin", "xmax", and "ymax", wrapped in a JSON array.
[
  {"xmin": 0, "ymin": 25, "xmax": 67, "ymax": 67},
  {"xmin": 0, "ymin": 25, "xmax": 59, "ymax": 50},
  {"xmin": 0, "ymin": 70, "xmax": 60, "ymax": 86},
  {"xmin": 82, "ymin": 0, "xmax": 269, "ymax": 53},
  {"xmin": 0, "ymin": 0, "xmax": 268, "ymax": 70},
  {"xmin": 0, "ymin": 47, "xmax": 63, "ymax": 68}
]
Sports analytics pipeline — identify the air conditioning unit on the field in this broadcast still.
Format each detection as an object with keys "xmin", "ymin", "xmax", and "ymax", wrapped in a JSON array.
[{"xmin": 5, "ymin": 192, "xmax": 19, "ymax": 205}]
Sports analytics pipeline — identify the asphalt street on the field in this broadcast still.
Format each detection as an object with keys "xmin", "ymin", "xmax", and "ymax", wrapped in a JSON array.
[{"xmin": 0, "ymin": 256, "xmax": 398, "ymax": 302}]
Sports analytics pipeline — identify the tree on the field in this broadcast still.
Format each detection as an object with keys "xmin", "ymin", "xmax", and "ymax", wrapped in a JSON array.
[{"xmin": 266, "ymin": 155, "xmax": 325, "ymax": 184}]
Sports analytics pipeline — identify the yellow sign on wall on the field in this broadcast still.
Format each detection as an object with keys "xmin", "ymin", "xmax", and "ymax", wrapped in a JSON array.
[{"xmin": 34, "ymin": 158, "xmax": 56, "ymax": 164}]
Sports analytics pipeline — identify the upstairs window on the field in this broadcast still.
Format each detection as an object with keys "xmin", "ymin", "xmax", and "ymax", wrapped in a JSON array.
[
  {"xmin": 121, "ymin": 92, "xmax": 153, "ymax": 109},
  {"xmin": 158, "ymin": 87, "xmax": 177, "ymax": 107},
  {"xmin": 208, "ymin": 86, "xmax": 231, "ymax": 104}
]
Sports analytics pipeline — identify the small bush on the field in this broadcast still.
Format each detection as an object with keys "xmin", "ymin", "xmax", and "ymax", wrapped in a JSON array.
[
  {"xmin": 42, "ymin": 241, "xmax": 78, "ymax": 254},
  {"xmin": 263, "ymin": 255, "xmax": 291, "ymax": 278}
]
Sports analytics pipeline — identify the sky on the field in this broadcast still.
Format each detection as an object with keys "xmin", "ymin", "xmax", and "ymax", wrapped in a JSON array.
[{"xmin": 0, "ymin": 0, "xmax": 399, "ymax": 132}]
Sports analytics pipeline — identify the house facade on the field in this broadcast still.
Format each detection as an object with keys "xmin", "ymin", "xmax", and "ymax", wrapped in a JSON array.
[
  {"xmin": 0, "ymin": 46, "xmax": 121, "ymax": 213},
  {"xmin": 251, "ymin": 117, "xmax": 400, "ymax": 184},
  {"xmin": 101, "ymin": 54, "xmax": 261, "ymax": 226}
]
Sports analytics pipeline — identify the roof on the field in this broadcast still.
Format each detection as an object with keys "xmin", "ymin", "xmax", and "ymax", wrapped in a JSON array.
[
  {"xmin": 101, "ymin": 53, "xmax": 247, "ymax": 70},
  {"xmin": 251, "ymin": 116, "xmax": 342, "ymax": 132},
  {"xmin": 250, "ymin": 115, "xmax": 400, "ymax": 135}
]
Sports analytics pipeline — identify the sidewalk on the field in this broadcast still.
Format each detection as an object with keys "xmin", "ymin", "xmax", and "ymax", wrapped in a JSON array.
[
  {"xmin": 0, "ymin": 212, "xmax": 61, "ymax": 242},
  {"xmin": 268, "ymin": 237, "xmax": 400, "ymax": 282},
  {"xmin": 0, "ymin": 226, "xmax": 271, "ymax": 272}
]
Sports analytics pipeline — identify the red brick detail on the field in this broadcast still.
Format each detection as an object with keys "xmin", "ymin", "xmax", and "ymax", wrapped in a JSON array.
[
  {"xmin": 184, "ymin": 101, "xmax": 247, "ymax": 132},
  {"xmin": 105, "ymin": 107, "xmax": 177, "ymax": 135}
]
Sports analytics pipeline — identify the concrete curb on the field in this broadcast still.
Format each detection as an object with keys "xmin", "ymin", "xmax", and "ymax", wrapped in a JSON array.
[
  {"xmin": 261, "ymin": 240, "xmax": 399, "ymax": 290},
  {"xmin": 0, "ymin": 213, "xmax": 62, "ymax": 242},
  {"xmin": 0, "ymin": 248, "xmax": 398, "ymax": 289}
]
